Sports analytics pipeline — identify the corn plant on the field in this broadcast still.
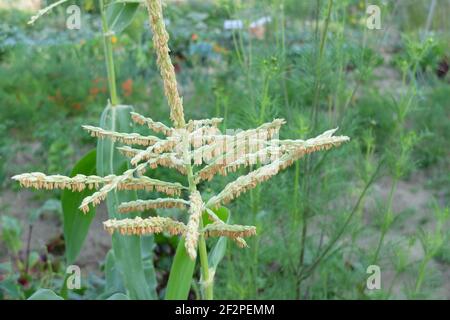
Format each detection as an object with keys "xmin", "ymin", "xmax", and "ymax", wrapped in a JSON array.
[{"xmin": 13, "ymin": 0, "xmax": 349, "ymax": 300}]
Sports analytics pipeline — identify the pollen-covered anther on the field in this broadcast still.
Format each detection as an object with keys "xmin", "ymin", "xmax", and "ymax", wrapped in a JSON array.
[
  {"xmin": 103, "ymin": 216, "xmax": 186, "ymax": 236},
  {"xmin": 116, "ymin": 176, "xmax": 185, "ymax": 196},
  {"xmin": 276, "ymin": 131, "xmax": 351, "ymax": 169},
  {"xmin": 185, "ymin": 118, "xmax": 223, "ymax": 132},
  {"xmin": 184, "ymin": 190, "xmax": 204, "ymax": 260},
  {"xmin": 234, "ymin": 237, "xmax": 248, "ymax": 248},
  {"xmin": 77, "ymin": 170, "xmax": 140, "ymax": 214},
  {"xmin": 11, "ymin": 173, "xmax": 109, "ymax": 192},
  {"xmin": 206, "ymin": 160, "xmax": 282, "ymax": 209},
  {"xmin": 195, "ymin": 144, "xmax": 281, "ymax": 183},
  {"xmin": 117, "ymin": 146, "xmax": 142, "ymax": 158},
  {"xmin": 202, "ymin": 223, "xmax": 257, "ymax": 240},
  {"xmin": 117, "ymin": 198, "xmax": 190, "ymax": 213},
  {"xmin": 146, "ymin": 0, "xmax": 185, "ymax": 128},
  {"xmin": 145, "ymin": 154, "xmax": 187, "ymax": 175},
  {"xmin": 130, "ymin": 138, "xmax": 179, "ymax": 166},
  {"xmin": 191, "ymin": 126, "xmax": 275, "ymax": 166},
  {"xmin": 224, "ymin": 146, "xmax": 284, "ymax": 173},
  {"xmin": 82, "ymin": 125, "xmax": 161, "ymax": 146},
  {"xmin": 130, "ymin": 112, "xmax": 174, "ymax": 136},
  {"xmin": 188, "ymin": 125, "xmax": 222, "ymax": 148},
  {"xmin": 79, "ymin": 190, "xmax": 108, "ymax": 214},
  {"xmin": 193, "ymin": 119, "xmax": 282, "ymax": 147}
]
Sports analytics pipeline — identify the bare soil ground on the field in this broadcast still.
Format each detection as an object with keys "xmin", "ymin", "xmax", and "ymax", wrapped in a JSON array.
[
  {"xmin": 369, "ymin": 173, "xmax": 450, "ymax": 299},
  {"xmin": 0, "ymin": 189, "xmax": 111, "ymax": 274}
]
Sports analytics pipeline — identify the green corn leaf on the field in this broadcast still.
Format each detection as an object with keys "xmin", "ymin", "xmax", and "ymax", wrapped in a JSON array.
[
  {"xmin": 97, "ymin": 104, "xmax": 155, "ymax": 300},
  {"xmin": 0, "ymin": 277, "xmax": 23, "ymax": 300},
  {"xmin": 28, "ymin": 289, "xmax": 64, "ymax": 300},
  {"xmin": 207, "ymin": 207, "xmax": 230, "ymax": 272},
  {"xmin": 62, "ymin": 149, "xmax": 97, "ymax": 265},
  {"xmin": 106, "ymin": 1, "xmax": 140, "ymax": 34},
  {"xmin": 104, "ymin": 250, "xmax": 125, "ymax": 295},
  {"xmin": 165, "ymin": 237, "xmax": 196, "ymax": 300},
  {"xmin": 141, "ymin": 236, "xmax": 158, "ymax": 297},
  {"xmin": 107, "ymin": 292, "xmax": 130, "ymax": 300}
]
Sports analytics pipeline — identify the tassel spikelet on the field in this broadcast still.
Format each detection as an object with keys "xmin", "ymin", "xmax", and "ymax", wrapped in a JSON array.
[
  {"xmin": 117, "ymin": 146, "xmax": 141, "ymax": 158},
  {"xmin": 201, "ymin": 118, "xmax": 284, "ymax": 144},
  {"xmin": 224, "ymin": 146, "xmax": 283, "ymax": 173},
  {"xmin": 118, "ymin": 198, "xmax": 189, "ymax": 213},
  {"xmin": 130, "ymin": 137, "xmax": 179, "ymax": 166},
  {"xmin": 145, "ymin": 154, "xmax": 187, "ymax": 174},
  {"xmin": 78, "ymin": 162, "xmax": 148, "ymax": 213},
  {"xmin": 188, "ymin": 126, "xmax": 222, "ymax": 149},
  {"xmin": 200, "ymin": 118, "xmax": 285, "ymax": 146},
  {"xmin": 234, "ymin": 238, "xmax": 248, "ymax": 248},
  {"xmin": 130, "ymin": 112, "xmax": 174, "ymax": 136},
  {"xmin": 193, "ymin": 135, "xmax": 263, "ymax": 164},
  {"xmin": 186, "ymin": 118, "xmax": 223, "ymax": 132},
  {"xmin": 79, "ymin": 182, "xmax": 117, "ymax": 213},
  {"xmin": 118, "ymin": 146, "xmax": 186, "ymax": 174},
  {"xmin": 202, "ymin": 223, "xmax": 257, "ymax": 239},
  {"xmin": 145, "ymin": 0, "xmax": 185, "ymax": 128},
  {"xmin": 190, "ymin": 119, "xmax": 283, "ymax": 166},
  {"xmin": 103, "ymin": 216, "xmax": 186, "ymax": 236},
  {"xmin": 206, "ymin": 159, "xmax": 282, "ymax": 209},
  {"xmin": 204, "ymin": 208, "xmax": 248, "ymax": 248},
  {"xmin": 82, "ymin": 125, "xmax": 160, "ymax": 146},
  {"xmin": 191, "ymin": 135, "xmax": 267, "ymax": 167},
  {"xmin": 12, "ymin": 172, "xmax": 103, "ymax": 191},
  {"xmin": 117, "ymin": 176, "xmax": 185, "ymax": 195},
  {"xmin": 14, "ymin": 0, "xmax": 350, "ymax": 263},
  {"xmin": 195, "ymin": 144, "xmax": 280, "ymax": 182},
  {"xmin": 11, "ymin": 173, "xmax": 185, "ymax": 195},
  {"xmin": 185, "ymin": 191, "xmax": 203, "ymax": 260}
]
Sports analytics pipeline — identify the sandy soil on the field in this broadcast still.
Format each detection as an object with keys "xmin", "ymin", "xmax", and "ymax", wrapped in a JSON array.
[{"xmin": 0, "ymin": 189, "xmax": 111, "ymax": 274}]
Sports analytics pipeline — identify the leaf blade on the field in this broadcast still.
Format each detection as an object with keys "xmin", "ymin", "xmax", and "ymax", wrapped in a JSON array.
[
  {"xmin": 165, "ymin": 238, "xmax": 196, "ymax": 300},
  {"xmin": 28, "ymin": 289, "xmax": 64, "ymax": 300},
  {"xmin": 106, "ymin": 1, "xmax": 140, "ymax": 34},
  {"xmin": 207, "ymin": 207, "xmax": 230, "ymax": 272},
  {"xmin": 62, "ymin": 149, "xmax": 97, "ymax": 265}
]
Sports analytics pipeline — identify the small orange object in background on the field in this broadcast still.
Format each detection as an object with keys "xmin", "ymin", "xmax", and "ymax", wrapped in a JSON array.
[
  {"xmin": 72, "ymin": 102, "xmax": 82, "ymax": 111},
  {"xmin": 249, "ymin": 17, "xmax": 271, "ymax": 40},
  {"xmin": 122, "ymin": 78, "xmax": 133, "ymax": 97},
  {"xmin": 249, "ymin": 25, "xmax": 265, "ymax": 40},
  {"xmin": 89, "ymin": 77, "xmax": 107, "ymax": 100},
  {"xmin": 213, "ymin": 43, "xmax": 229, "ymax": 55},
  {"xmin": 111, "ymin": 36, "xmax": 118, "ymax": 44},
  {"xmin": 191, "ymin": 33, "xmax": 198, "ymax": 41},
  {"xmin": 89, "ymin": 86, "xmax": 100, "ymax": 96}
]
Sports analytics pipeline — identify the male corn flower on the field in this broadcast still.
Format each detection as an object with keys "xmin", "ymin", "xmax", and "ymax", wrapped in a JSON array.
[{"xmin": 12, "ymin": 0, "xmax": 350, "ymax": 261}]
